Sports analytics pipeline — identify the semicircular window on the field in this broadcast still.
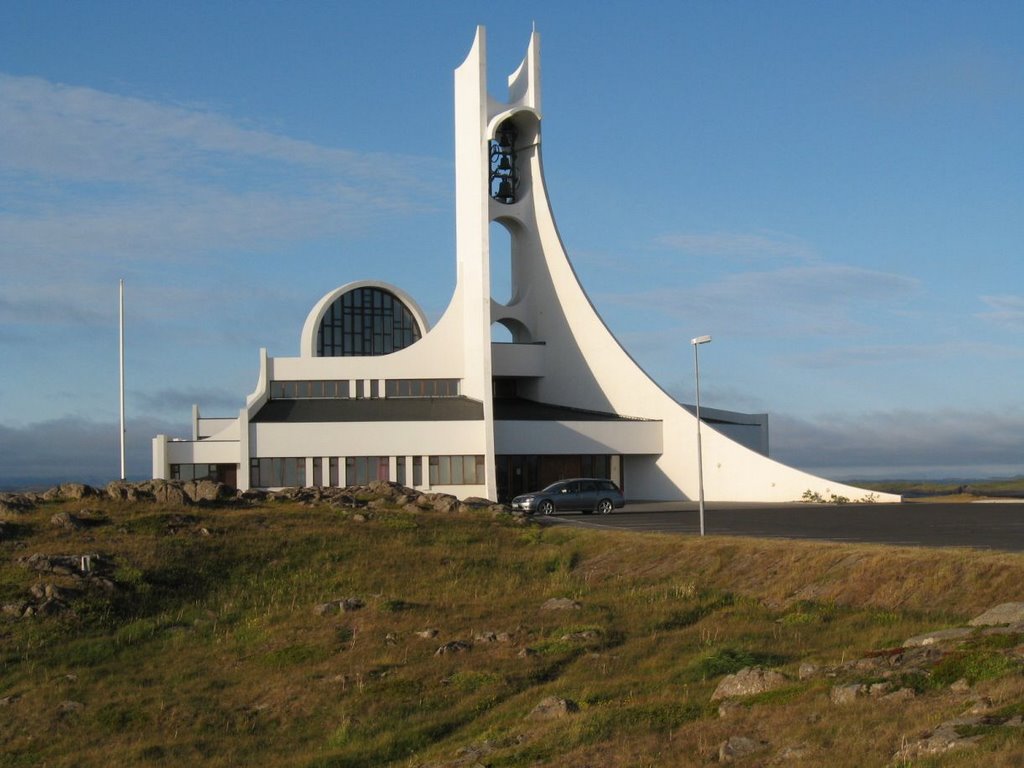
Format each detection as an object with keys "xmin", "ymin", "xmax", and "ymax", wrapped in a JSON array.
[{"xmin": 317, "ymin": 286, "xmax": 422, "ymax": 356}]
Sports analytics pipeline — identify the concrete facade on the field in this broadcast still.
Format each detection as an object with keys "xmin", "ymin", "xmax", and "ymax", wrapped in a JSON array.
[{"xmin": 153, "ymin": 27, "xmax": 899, "ymax": 504}]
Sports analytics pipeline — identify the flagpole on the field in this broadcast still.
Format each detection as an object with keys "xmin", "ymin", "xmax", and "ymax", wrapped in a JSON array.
[{"xmin": 119, "ymin": 279, "xmax": 126, "ymax": 480}]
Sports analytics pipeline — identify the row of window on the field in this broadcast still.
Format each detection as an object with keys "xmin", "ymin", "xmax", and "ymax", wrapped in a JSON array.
[
  {"xmin": 170, "ymin": 463, "xmax": 220, "ymax": 482},
  {"xmin": 247, "ymin": 455, "xmax": 485, "ymax": 488},
  {"xmin": 429, "ymin": 455, "xmax": 485, "ymax": 486},
  {"xmin": 269, "ymin": 378, "xmax": 460, "ymax": 400}
]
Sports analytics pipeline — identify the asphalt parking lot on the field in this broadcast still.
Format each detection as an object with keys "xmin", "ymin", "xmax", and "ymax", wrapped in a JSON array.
[{"xmin": 538, "ymin": 501, "xmax": 1024, "ymax": 552}]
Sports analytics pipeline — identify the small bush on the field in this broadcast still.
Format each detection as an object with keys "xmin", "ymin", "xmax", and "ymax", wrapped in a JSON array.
[
  {"xmin": 930, "ymin": 650, "xmax": 1018, "ymax": 687},
  {"xmin": 692, "ymin": 647, "xmax": 786, "ymax": 680}
]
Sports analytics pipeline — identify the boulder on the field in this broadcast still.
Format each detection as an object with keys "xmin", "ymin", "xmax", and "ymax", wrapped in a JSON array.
[
  {"xmin": 421, "ymin": 493, "xmax": 459, "ymax": 513},
  {"xmin": 969, "ymin": 602, "xmax": 1024, "ymax": 627},
  {"xmin": 435, "ymin": 640, "xmax": 471, "ymax": 656},
  {"xmin": 718, "ymin": 736, "xmax": 765, "ymax": 763},
  {"xmin": 50, "ymin": 511, "xmax": 84, "ymax": 530},
  {"xmin": 903, "ymin": 627, "xmax": 973, "ymax": 647},
  {"xmin": 830, "ymin": 683, "xmax": 865, "ymax": 705},
  {"xmin": 711, "ymin": 667, "xmax": 788, "ymax": 701},
  {"xmin": 184, "ymin": 480, "xmax": 232, "ymax": 503},
  {"xmin": 893, "ymin": 717, "xmax": 987, "ymax": 761},
  {"xmin": 147, "ymin": 480, "xmax": 192, "ymax": 506},
  {"xmin": 56, "ymin": 483, "xmax": 98, "ymax": 500},
  {"xmin": 527, "ymin": 696, "xmax": 578, "ymax": 720},
  {"xmin": 313, "ymin": 597, "xmax": 365, "ymax": 616},
  {"xmin": 57, "ymin": 700, "xmax": 84, "ymax": 717},
  {"xmin": 0, "ymin": 493, "xmax": 34, "ymax": 515},
  {"xmin": 798, "ymin": 662, "xmax": 819, "ymax": 680}
]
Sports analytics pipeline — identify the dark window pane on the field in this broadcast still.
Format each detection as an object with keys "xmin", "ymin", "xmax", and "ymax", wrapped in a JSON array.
[{"xmin": 317, "ymin": 288, "xmax": 423, "ymax": 357}]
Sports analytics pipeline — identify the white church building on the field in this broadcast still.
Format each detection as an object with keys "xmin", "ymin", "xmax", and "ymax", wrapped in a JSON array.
[{"xmin": 153, "ymin": 28, "xmax": 897, "ymax": 504}]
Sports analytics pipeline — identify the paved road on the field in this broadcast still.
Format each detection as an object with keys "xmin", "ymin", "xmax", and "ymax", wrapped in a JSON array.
[{"xmin": 538, "ymin": 501, "xmax": 1024, "ymax": 552}]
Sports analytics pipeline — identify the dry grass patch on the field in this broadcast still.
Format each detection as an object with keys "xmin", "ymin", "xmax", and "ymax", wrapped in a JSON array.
[{"xmin": 2, "ymin": 494, "xmax": 1024, "ymax": 767}]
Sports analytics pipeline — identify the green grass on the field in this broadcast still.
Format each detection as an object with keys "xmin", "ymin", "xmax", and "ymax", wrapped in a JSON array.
[{"xmin": 2, "ymin": 493, "xmax": 1024, "ymax": 766}]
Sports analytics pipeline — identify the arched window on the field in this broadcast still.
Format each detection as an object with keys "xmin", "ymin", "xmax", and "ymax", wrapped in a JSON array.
[{"xmin": 316, "ymin": 286, "xmax": 422, "ymax": 356}]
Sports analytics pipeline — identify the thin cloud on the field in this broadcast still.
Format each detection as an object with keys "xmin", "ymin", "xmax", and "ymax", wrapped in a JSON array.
[
  {"xmin": 0, "ymin": 74, "xmax": 440, "ymax": 184},
  {"xmin": 788, "ymin": 339, "xmax": 1024, "ymax": 370},
  {"xmin": 0, "ymin": 73, "xmax": 448, "ymax": 271},
  {"xmin": 654, "ymin": 231, "xmax": 817, "ymax": 263},
  {"xmin": 600, "ymin": 263, "xmax": 919, "ymax": 338},
  {"xmin": 978, "ymin": 294, "xmax": 1024, "ymax": 331}
]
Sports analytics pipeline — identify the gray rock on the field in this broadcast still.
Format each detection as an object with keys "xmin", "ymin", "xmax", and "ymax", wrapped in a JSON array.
[
  {"xmin": 314, "ymin": 597, "xmax": 364, "ymax": 616},
  {"xmin": 517, "ymin": 647, "xmax": 538, "ymax": 658},
  {"xmin": 561, "ymin": 630, "xmax": 600, "ymax": 641},
  {"xmin": 56, "ymin": 483, "xmax": 98, "ymax": 500},
  {"xmin": 969, "ymin": 602, "xmax": 1024, "ymax": 627},
  {"xmin": 0, "ymin": 493, "xmax": 35, "ymax": 515},
  {"xmin": 541, "ymin": 597, "xmax": 581, "ymax": 611},
  {"xmin": 717, "ymin": 700, "xmax": 743, "ymax": 718},
  {"xmin": 57, "ymin": 700, "xmax": 84, "ymax": 716},
  {"xmin": 429, "ymin": 494, "xmax": 459, "ymax": 513},
  {"xmin": 711, "ymin": 667, "xmax": 788, "ymax": 701},
  {"xmin": 903, "ymin": 627, "xmax": 973, "ymax": 647},
  {"xmin": 2, "ymin": 601, "xmax": 28, "ymax": 617},
  {"xmin": 894, "ymin": 717, "xmax": 985, "ymax": 760},
  {"xmin": 435, "ymin": 640, "xmax": 472, "ymax": 656},
  {"xmin": 830, "ymin": 683, "xmax": 864, "ymax": 705},
  {"xmin": 184, "ymin": 479, "xmax": 232, "ymax": 503},
  {"xmin": 718, "ymin": 735, "xmax": 765, "ymax": 763},
  {"xmin": 50, "ymin": 511, "xmax": 83, "ymax": 530},
  {"xmin": 775, "ymin": 743, "xmax": 811, "ymax": 761},
  {"xmin": 527, "ymin": 696, "xmax": 578, "ymax": 720},
  {"xmin": 797, "ymin": 662, "xmax": 819, "ymax": 680},
  {"xmin": 416, "ymin": 628, "xmax": 440, "ymax": 639},
  {"xmin": 149, "ymin": 480, "xmax": 192, "ymax": 506}
]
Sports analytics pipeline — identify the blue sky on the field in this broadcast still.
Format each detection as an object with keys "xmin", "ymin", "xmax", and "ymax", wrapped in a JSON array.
[{"xmin": 1, "ymin": 1, "xmax": 1022, "ymax": 486}]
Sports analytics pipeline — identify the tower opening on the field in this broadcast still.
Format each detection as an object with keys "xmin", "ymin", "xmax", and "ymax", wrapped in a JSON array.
[{"xmin": 489, "ymin": 119, "xmax": 518, "ymax": 204}]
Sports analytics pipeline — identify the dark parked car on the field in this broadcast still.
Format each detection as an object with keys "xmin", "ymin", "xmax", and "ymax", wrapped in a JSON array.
[{"xmin": 511, "ymin": 478, "xmax": 625, "ymax": 516}]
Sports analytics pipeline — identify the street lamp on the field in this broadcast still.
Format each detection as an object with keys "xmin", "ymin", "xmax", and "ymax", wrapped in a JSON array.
[{"xmin": 691, "ymin": 334, "xmax": 712, "ymax": 536}]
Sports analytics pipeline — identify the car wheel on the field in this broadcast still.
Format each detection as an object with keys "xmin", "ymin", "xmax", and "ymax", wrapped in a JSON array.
[
  {"xmin": 597, "ymin": 499, "xmax": 614, "ymax": 515},
  {"xmin": 538, "ymin": 500, "xmax": 555, "ymax": 516}
]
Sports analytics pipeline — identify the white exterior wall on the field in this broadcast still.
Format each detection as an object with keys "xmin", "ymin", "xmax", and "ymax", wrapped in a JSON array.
[
  {"xmin": 250, "ymin": 421, "xmax": 485, "ymax": 457},
  {"xmin": 165, "ymin": 438, "xmax": 243, "ymax": 465},
  {"xmin": 197, "ymin": 418, "xmax": 239, "ymax": 440},
  {"xmin": 494, "ymin": 419, "xmax": 662, "ymax": 455},
  {"xmin": 151, "ymin": 26, "xmax": 899, "ymax": 503}
]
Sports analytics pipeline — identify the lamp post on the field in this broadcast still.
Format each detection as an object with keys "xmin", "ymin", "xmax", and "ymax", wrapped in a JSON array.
[{"xmin": 691, "ymin": 334, "xmax": 712, "ymax": 536}]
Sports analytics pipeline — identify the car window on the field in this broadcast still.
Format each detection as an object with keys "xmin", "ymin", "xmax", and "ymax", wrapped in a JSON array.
[
  {"xmin": 599, "ymin": 480, "xmax": 618, "ymax": 491},
  {"xmin": 582, "ymin": 480, "xmax": 597, "ymax": 492}
]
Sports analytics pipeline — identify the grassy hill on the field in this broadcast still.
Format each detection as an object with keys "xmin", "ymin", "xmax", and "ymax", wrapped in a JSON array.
[{"xmin": 2, "ymin": 486, "xmax": 1024, "ymax": 766}]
